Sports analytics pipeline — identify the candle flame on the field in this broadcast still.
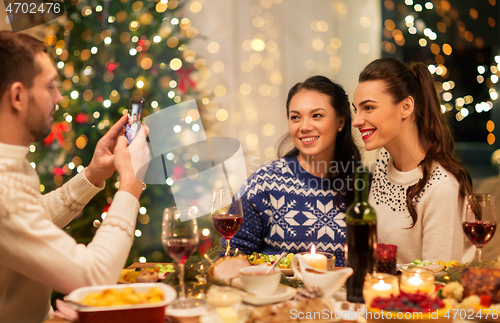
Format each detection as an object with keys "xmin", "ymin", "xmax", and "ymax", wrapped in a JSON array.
[
  {"xmin": 311, "ymin": 244, "xmax": 316, "ymax": 255},
  {"xmin": 408, "ymin": 274, "xmax": 424, "ymax": 286},
  {"xmin": 373, "ymin": 279, "xmax": 392, "ymax": 291}
]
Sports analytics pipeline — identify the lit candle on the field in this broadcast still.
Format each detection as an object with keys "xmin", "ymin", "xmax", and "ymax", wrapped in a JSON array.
[
  {"xmin": 373, "ymin": 280, "xmax": 392, "ymax": 292},
  {"xmin": 400, "ymin": 268, "xmax": 435, "ymax": 294},
  {"xmin": 407, "ymin": 275, "xmax": 424, "ymax": 286},
  {"xmin": 363, "ymin": 273, "xmax": 399, "ymax": 306},
  {"xmin": 302, "ymin": 245, "xmax": 328, "ymax": 271}
]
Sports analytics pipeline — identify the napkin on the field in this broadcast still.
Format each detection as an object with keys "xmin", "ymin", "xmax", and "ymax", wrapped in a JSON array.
[{"xmin": 50, "ymin": 299, "xmax": 79, "ymax": 322}]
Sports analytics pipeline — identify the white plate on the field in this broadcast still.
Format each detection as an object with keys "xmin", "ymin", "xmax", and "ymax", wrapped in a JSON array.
[
  {"xmin": 241, "ymin": 284, "xmax": 296, "ymax": 305},
  {"xmin": 397, "ymin": 263, "xmax": 411, "ymax": 270},
  {"xmin": 65, "ymin": 282, "xmax": 176, "ymax": 311},
  {"xmin": 200, "ymin": 304, "xmax": 253, "ymax": 323}
]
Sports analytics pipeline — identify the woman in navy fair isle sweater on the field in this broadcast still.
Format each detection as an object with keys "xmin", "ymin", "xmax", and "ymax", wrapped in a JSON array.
[{"xmin": 224, "ymin": 76, "xmax": 362, "ymax": 267}]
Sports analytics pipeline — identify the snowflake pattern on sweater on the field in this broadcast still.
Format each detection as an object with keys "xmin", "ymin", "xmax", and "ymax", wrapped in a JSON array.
[{"xmin": 225, "ymin": 156, "xmax": 347, "ymax": 267}]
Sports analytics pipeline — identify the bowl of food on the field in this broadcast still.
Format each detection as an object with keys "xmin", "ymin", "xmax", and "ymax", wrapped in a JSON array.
[
  {"xmin": 65, "ymin": 283, "xmax": 176, "ymax": 323},
  {"xmin": 247, "ymin": 252, "xmax": 295, "ymax": 275},
  {"xmin": 239, "ymin": 266, "xmax": 281, "ymax": 296},
  {"xmin": 119, "ymin": 263, "xmax": 175, "ymax": 283}
]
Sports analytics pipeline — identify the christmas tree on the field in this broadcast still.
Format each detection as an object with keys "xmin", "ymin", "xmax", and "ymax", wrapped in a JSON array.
[{"xmin": 28, "ymin": 0, "xmax": 216, "ymax": 265}]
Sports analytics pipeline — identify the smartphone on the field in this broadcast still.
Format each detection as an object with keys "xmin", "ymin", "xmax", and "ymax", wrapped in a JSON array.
[{"xmin": 125, "ymin": 97, "xmax": 144, "ymax": 144}]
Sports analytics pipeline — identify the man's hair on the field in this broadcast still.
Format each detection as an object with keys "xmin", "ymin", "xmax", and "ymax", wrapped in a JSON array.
[{"xmin": 0, "ymin": 31, "xmax": 47, "ymax": 101}]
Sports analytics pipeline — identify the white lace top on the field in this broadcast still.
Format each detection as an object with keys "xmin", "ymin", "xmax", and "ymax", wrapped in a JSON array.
[{"xmin": 369, "ymin": 148, "xmax": 474, "ymax": 264}]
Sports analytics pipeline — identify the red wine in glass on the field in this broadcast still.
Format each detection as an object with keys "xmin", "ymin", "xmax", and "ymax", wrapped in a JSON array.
[
  {"xmin": 463, "ymin": 194, "xmax": 497, "ymax": 263},
  {"xmin": 462, "ymin": 222, "xmax": 497, "ymax": 247},
  {"xmin": 211, "ymin": 214, "xmax": 243, "ymax": 239},
  {"xmin": 161, "ymin": 207, "xmax": 198, "ymax": 309},
  {"xmin": 211, "ymin": 189, "xmax": 244, "ymax": 256},
  {"xmin": 163, "ymin": 238, "xmax": 198, "ymax": 265}
]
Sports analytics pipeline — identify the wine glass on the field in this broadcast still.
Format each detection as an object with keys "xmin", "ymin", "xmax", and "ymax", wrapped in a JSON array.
[
  {"xmin": 161, "ymin": 206, "xmax": 199, "ymax": 308},
  {"xmin": 463, "ymin": 194, "xmax": 497, "ymax": 263},
  {"xmin": 211, "ymin": 189, "xmax": 243, "ymax": 256}
]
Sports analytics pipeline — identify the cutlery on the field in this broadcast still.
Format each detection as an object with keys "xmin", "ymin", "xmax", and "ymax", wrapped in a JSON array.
[{"xmin": 266, "ymin": 251, "xmax": 288, "ymax": 274}]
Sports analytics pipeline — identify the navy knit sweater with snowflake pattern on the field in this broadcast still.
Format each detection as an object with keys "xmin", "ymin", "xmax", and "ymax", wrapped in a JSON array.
[{"xmin": 223, "ymin": 156, "xmax": 347, "ymax": 267}]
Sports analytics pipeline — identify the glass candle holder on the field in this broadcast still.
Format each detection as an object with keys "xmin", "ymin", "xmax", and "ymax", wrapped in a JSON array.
[
  {"xmin": 301, "ymin": 245, "xmax": 328, "ymax": 271},
  {"xmin": 317, "ymin": 252, "xmax": 335, "ymax": 270},
  {"xmin": 400, "ymin": 268, "xmax": 435, "ymax": 295},
  {"xmin": 206, "ymin": 286, "xmax": 242, "ymax": 323},
  {"xmin": 206, "ymin": 286, "xmax": 242, "ymax": 308},
  {"xmin": 300, "ymin": 252, "xmax": 335, "ymax": 270},
  {"xmin": 363, "ymin": 273, "xmax": 399, "ymax": 306},
  {"xmin": 377, "ymin": 244, "xmax": 397, "ymax": 275}
]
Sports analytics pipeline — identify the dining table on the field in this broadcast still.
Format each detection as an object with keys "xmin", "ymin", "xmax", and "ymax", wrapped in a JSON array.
[
  {"xmin": 41, "ymin": 261, "xmax": 489, "ymax": 323},
  {"xmin": 42, "ymin": 261, "xmax": 359, "ymax": 323},
  {"xmin": 44, "ymin": 314, "xmax": 200, "ymax": 323}
]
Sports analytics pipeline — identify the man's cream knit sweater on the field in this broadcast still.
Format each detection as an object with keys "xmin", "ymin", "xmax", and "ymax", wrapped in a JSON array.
[{"xmin": 0, "ymin": 142, "xmax": 140, "ymax": 323}]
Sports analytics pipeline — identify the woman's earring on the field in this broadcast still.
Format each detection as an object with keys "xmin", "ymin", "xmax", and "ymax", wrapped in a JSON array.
[{"xmin": 338, "ymin": 127, "xmax": 343, "ymax": 132}]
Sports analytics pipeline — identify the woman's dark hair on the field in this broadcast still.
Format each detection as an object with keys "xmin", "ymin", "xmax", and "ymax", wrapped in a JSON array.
[
  {"xmin": 359, "ymin": 57, "xmax": 475, "ymax": 227},
  {"xmin": 276, "ymin": 75, "xmax": 362, "ymax": 208}
]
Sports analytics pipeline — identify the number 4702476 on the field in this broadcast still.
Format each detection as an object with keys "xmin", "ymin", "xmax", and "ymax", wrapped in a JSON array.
[
  {"xmin": 5, "ymin": 2, "xmax": 61, "ymax": 14},
  {"xmin": 443, "ymin": 308, "xmax": 499, "ymax": 320}
]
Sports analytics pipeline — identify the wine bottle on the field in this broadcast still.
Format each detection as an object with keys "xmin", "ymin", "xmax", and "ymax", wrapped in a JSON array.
[{"xmin": 346, "ymin": 166, "xmax": 377, "ymax": 303}]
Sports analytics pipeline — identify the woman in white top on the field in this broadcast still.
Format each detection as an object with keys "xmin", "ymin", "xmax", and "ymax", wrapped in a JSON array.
[{"xmin": 352, "ymin": 58, "xmax": 474, "ymax": 263}]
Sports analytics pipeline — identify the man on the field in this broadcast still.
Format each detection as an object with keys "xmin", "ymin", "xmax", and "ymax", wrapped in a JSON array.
[{"xmin": 0, "ymin": 31, "xmax": 147, "ymax": 322}]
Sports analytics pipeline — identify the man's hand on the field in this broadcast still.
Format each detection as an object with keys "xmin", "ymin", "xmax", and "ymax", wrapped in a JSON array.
[
  {"xmin": 85, "ymin": 115, "xmax": 128, "ymax": 186},
  {"xmin": 114, "ymin": 124, "xmax": 150, "ymax": 199}
]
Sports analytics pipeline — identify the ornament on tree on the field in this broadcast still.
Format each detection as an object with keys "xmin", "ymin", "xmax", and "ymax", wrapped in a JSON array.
[
  {"xmin": 43, "ymin": 122, "xmax": 68, "ymax": 147},
  {"xmin": 150, "ymin": 63, "xmax": 159, "ymax": 76},
  {"xmin": 176, "ymin": 66, "xmax": 196, "ymax": 94},
  {"xmin": 172, "ymin": 166, "xmax": 185, "ymax": 179},
  {"xmin": 53, "ymin": 167, "xmax": 64, "ymax": 176},
  {"xmin": 76, "ymin": 113, "xmax": 87, "ymax": 124},
  {"xmin": 199, "ymin": 239, "xmax": 213, "ymax": 257},
  {"xmin": 105, "ymin": 60, "xmax": 118, "ymax": 72}
]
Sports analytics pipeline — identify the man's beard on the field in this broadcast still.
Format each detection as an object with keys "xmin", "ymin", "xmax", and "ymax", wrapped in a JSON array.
[{"xmin": 26, "ymin": 95, "xmax": 52, "ymax": 142}]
